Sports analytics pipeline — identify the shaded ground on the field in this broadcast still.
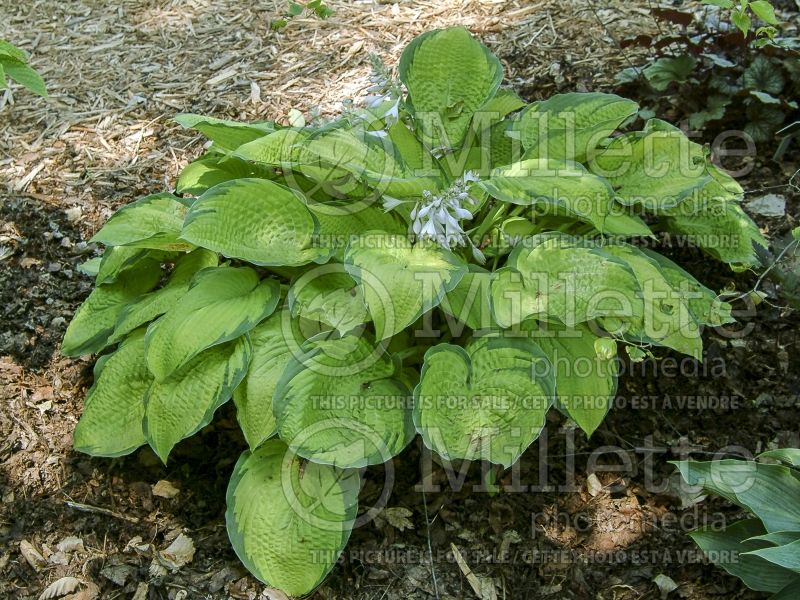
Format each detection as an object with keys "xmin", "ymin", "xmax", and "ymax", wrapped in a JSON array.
[{"xmin": 1, "ymin": 1, "xmax": 799, "ymax": 599}]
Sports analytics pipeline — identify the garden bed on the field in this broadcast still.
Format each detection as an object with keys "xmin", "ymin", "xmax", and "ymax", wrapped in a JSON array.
[{"xmin": 1, "ymin": 1, "xmax": 799, "ymax": 598}]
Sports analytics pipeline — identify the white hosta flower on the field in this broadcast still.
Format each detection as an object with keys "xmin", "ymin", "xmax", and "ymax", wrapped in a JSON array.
[{"xmin": 409, "ymin": 172, "xmax": 480, "ymax": 251}]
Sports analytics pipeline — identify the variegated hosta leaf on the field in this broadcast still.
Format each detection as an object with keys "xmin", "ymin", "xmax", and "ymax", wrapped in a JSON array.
[
  {"xmin": 274, "ymin": 335, "xmax": 414, "ymax": 468},
  {"xmin": 528, "ymin": 322, "xmax": 618, "ymax": 436},
  {"xmin": 95, "ymin": 246, "xmax": 174, "ymax": 286},
  {"xmin": 176, "ymin": 153, "xmax": 276, "ymax": 195},
  {"xmin": 600, "ymin": 243, "xmax": 702, "ymax": 358},
  {"xmin": 62, "ymin": 258, "xmax": 162, "ymax": 356},
  {"xmin": 591, "ymin": 119, "xmax": 736, "ymax": 211},
  {"xmin": 512, "ymin": 92, "xmax": 638, "ymax": 162},
  {"xmin": 399, "ymin": 27, "xmax": 503, "ymax": 149},
  {"xmin": 90, "ymin": 193, "xmax": 194, "ymax": 251},
  {"xmin": 309, "ymin": 202, "xmax": 406, "ymax": 261},
  {"xmin": 288, "ymin": 264, "xmax": 370, "ymax": 335},
  {"xmin": 145, "ymin": 266, "xmax": 280, "ymax": 381},
  {"xmin": 234, "ymin": 313, "xmax": 306, "ymax": 450},
  {"xmin": 479, "ymin": 159, "xmax": 651, "ymax": 236},
  {"xmin": 301, "ymin": 127, "xmax": 400, "ymax": 181},
  {"xmin": 344, "ymin": 232, "xmax": 468, "ymax": 340},
  {"xmin": 639, "ymin": 248, "xmax": 733, "ymax": 326},
  {"xmin": 234, "ymin": 128, "xmax": 311, "ymax": 167},
  {"xmin": 145, "ymin": 335, "xmax": 252, "ymax": 463},
  {"xmin": 302, "ymin": 127, "xmax": 441, "ymax": 198},
  {"xmin": 413, "ymin": 336, "xmax": 555, "ymax": 467},
  {"xmin": 180, "ymin": 178, "xmax": 330, "ymax": 266},
  {"xmin": 226, "ymin": 440, "xmax": 360, "ymax": 596},
  {"xmin": 73, "ymin": 330, "xmax": 151, "ymax": 456},
  {"xmin": 387, "ymin": 120, "xmax": 430, "ymax": 171},
  {"xmin": 439, "ymin": 265, "xmax": 494, "ymax": 331},
  {"xmin": 174, "ymin": 113, "xmax": 275, "ymax": 152},
  {"xmin": 490, "ymin": 234, "xmax": 640, "ymax": 329},
  {"xmin": 661, "ymin": 197, "xmax": 768, "ymax": 268},
  {"xmin": 480, "ymin": 88, "xmax": 527, "ymax": 121},
  {"xmin": 109, "ymin": 249, "xmax": 219, "ymax": 344}
]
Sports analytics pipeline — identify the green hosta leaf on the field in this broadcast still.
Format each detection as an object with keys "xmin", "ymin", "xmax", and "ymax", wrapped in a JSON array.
[
  {"xmin": 487, "ymin": 119, "xmax": 520, "ymax": 171},
  {"xmin": 601, "ymin": 243, "xmax": 703, "ymax": 358},
  {"xmin": 387, "ymin": 121, "xmax": 430, "ymax": 171},
  {"xmin": 144, "ymin": 335, "xmax": 252, "ymax": 463},
  {"xmin": 490, "ymin": 234, "xmax": 640, "ymax": 329},
  {"xmin": 642, "ymin": 55, "xmax": 697, "ymax": 91},
  {"xmin": 77, "ymin": 256, "xmax": 101, "ymax": 277},
  {"xmin": 674, "ymin": 460, "xmax": 800, "ymax": 532},
  {"xmin": 440, "ymin": 266, "xmax": 494, "ymax": 331},
  {"xmin": 310, "ymin": 202, "xmax": 406, "ymax": 261},
  {"xmin": 413, "ymin": 336, "xmax": 555, "ymax": 467},
  {"xmin": 180, "ymin": 178, "xmax": 329, "ymax": 266},
  {"xmin": 95, "ymin": 246, "xmax": 171, "ymax": 286},
  {"xmin": 592, "ymin": 119, "xmax": 713, "ymax": 210},
  {"xmin": 234, "ymin": 128, "xmax": 310, "ymax": 167},
  {"xmin": 689, "ymin": 519, "xmax": 798, "ymax": 593},
  {"xmin": 512, "ymin": 93, "xmax": 638, "ymax": 162},
  {"xmin": 73, "ymin": 330, "xmax": 151, "ymax": 456},
  {"xmin": 233, "ymin": 313, "xmax": 305, "ymax": 450},
  {"xmin": 662, "ymin": 197, "xmax": 767, "ymax": 267},
  {"xmin": 599, "ymin": 211, "xmax": 654, "ymax": 238},
  {"xmin": 344, "ymin": 233, "xmax": 468, "ymax": 340},
  {"xmin": 0, "ymin": 56, "xmax": 48, "ymax": 97},
  {"xmin": 744, "ymin": 56, "xmax": 784, "ymax": 95},
  {"xmin": 745, "ymin": 540, "xmax": 800, "ymax": 573},
  {"xmin": 301, "ymin": 127, "xmax": 401, "ymax": 182},
  {"xmin": 639, "ymin": 248, "xmax": 733, "ymax": 326},
  {"xmin": 749, "ymin": 532, "xmax": 800, "ymax": 546},
  {"xmin": 144, "ymin": 266, "xmax": 280, "ymax": 381},
  {"xmin": 481, "ymin": 88, "xmax": 526, "ymax": 120},
  {"xmin": 226, "ymin": 440, "xmax": 360, "ymax": 596},
  {"xmin": 274, "ymin": 335, "xmax": 413, "ymax": 467},
  {"xmin": 90, "ymin": 193, "xmax": 193, "ymax": 251},
  {"xmin": 759, "ymin": 448, "xmax": 800, "ymax": 467},
  {"xmin": 774, "ymin": 579, "xmax": 800, "ymax": 599},
  {"xmin": 63, "ymin": 258, "xmax": 162, "ymax": 356},
  {"xmin": 289, "ymin": 264, "xmax": 370, "ymax": 335},
  {"xmin": 529, "ymin": 323, "xmax": 618, "ymax": 436},
  {"xmin": 174, "ymin": 114, "xmax": 275, "ymax": 152},
  {"xmin": 480, "ymin": 159, "xmax": 619, "ymax": 234},
  {"xmin": 176, "ymin": 154, "xmax": 275, "ymax": 195},
  {"xmin": 399, "ymin": 27, "xmax": 503, "ymax": 149},
  {"xmin": 109, "ymin": 249, "xmax": 219, "ymax": 344}
]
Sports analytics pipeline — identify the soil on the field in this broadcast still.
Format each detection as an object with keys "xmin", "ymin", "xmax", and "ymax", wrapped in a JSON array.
[{"xmin": 1, "ymin": 2, "xmax": 799, "ymax": 600}]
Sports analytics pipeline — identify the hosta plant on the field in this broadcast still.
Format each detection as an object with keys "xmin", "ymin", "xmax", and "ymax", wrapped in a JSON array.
[
  {"xmin": 675, "ymin": 449, "xmax": 800, "ymax": 598},
  {"xmin": 64, "ymin": 27, "xmax": 766, "ymax": 595}
]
